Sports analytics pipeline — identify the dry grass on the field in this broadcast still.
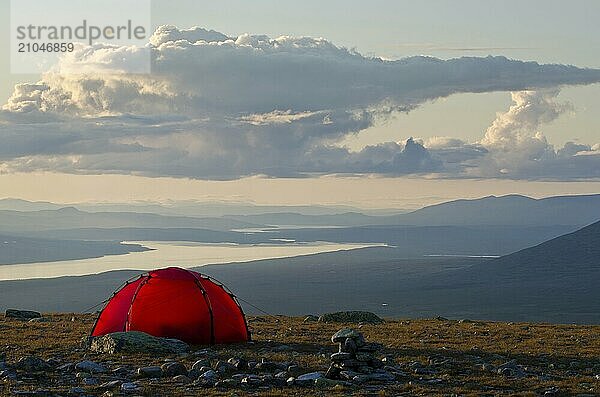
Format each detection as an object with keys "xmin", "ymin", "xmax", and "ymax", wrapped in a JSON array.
[{"xmin": 1, "ymin": 314, "xmax": 599, "ymax": 396}]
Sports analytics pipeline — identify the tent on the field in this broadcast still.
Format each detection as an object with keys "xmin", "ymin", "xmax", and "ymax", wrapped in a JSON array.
[{"xmin": 90, "ymin": 267, "xmax": 250, "ymax": 344}]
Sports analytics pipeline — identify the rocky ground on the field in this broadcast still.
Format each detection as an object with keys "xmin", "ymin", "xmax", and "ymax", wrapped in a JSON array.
[{"xmin": 1, "ymin": 312, "xmax": 600, "ymax": 396}]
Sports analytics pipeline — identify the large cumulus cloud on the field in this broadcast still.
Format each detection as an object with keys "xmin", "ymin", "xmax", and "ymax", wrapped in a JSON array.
[{"xmin": 1, "ymin": 25, "xmax": 599, "ymax": 179}]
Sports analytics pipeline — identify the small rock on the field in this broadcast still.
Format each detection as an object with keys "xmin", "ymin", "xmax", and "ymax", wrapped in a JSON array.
[
  {"xmin": 287, "ymin": 364, "xmax": 302, "ymax": 376},
  {"xmin": 120, "ymin": 382, "xmax": 140, "ymax": 393},
  {"xmin": 381, "ymin": 356, "xmax": 395, "ymax": 366},
  {"xmin": 255, "ymin": 360, "xmax": 281, "ymax": 372},
  {"xmin": 227, "ymin": 357, "xmax": 248, "ymax": 370},
  {"xmin": 497, "ymin": 359, "xmax": 526, "ymax": 378},
  {"xmin": 544, "ymin": 386, "xmax": 560, "ymax": 396},
  {"xmin": 220, "ymin": 378, "xmax": 241, "ymax": 387},
  {"xmin": 161, "ymin": 361, "xmax": 187, "ymax": 377},
  {"xmin": 191, "ymin": 359, "xmax": 210, "ymax": 371},
  {"xmin": 357, "ymin": 342, "xmax": 382, "ymax": 352},
  {"xmin": 99, "ymin": 380, "xmax": 122, "ymax": 390},
  {"xmin": 295, "ymin": 371, "xmax": 324, "ymax": 385},
  {"xmin": 0, "ymin": 370, "xmax": 17, "ymax": 381},
  {"xmin": 331, "ymin": 352, "xmax": 353, "ymax": 362},
  {"xmin": 325, "ymin": 364, "xmax": 341, "ymax": 379},
  {"xmin": 338, "ymin": 359, "xmax": 362, "ymax": 369},
  {"xmin": 481, "ymin": 363, "xmax": 495, "ymax": 372},
  {"xmin": 366, "ymin": 372, "xmax": 395, "ymax": 382},
  {"xmin": 315, "ymin": 377, "xmax": 349, "ymax": 388},
  {"xmin": 14, "ymin": 356, "xmax": 51, "ymax": 372},
  {"xmin": 28, "ymin": 317, "xmax": 51, "ymax": 323},
  {"xmin": 356, "ymin": 352, "xmax": 374, "ymax": 362},
  {"xmin": 57, "ymin": 363, "xmax": 74, "ymax": 372},
  {"xmin": 172, "ymin": 374, "xmax": 191, "ymax": 384},
  {"xmin": 137, "ymin": 366, "xmax": 163, "ymax": 378},
  {"xmin": 331, "ymin": 328, "xmax": 363, "ymax": 343},
  {"xmin": 111, "ymin": 366, "xmax": 130, "ymax": 376},
  {"xmin": 197, "ymin": 369, "xmax": 218, "ymax": 383},
  {"xmin": 342, "ymin": 338, "xmax": 357, "ymax": 354},
  {"xmin": 81, "ymin": 377, "xmax": 98, "ymax": 385},
  {"xmin": 214, "ymin": 360, "xmax": 236, "ymax": 374},
  {"xmin": 303, "ymin": 315, "xmax": 318, "ymax": 322},
  {"xmin": 351, "ymin": 374, "xmax": 370, "ymax": 384},
  {"xmin": 75, "ymin": 360, "xmax": 106, "ymax": 374},
  {"xmin": 241, "ymin": 374, "xmax": 262, "ymax": 387}
]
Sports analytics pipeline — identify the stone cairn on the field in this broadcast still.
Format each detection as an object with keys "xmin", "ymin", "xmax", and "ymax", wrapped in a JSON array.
[{"xmin": 325, "ymin": 328, "xmax": 394, "ymax": 384}]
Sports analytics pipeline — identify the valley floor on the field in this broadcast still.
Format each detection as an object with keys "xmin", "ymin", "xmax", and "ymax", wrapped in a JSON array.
[{"xmin": 1, "ymin": 314, "xmax": 599, "ymax": 396}]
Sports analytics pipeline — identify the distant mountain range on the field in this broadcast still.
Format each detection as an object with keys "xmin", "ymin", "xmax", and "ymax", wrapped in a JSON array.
[
  {"xmin": 225, "ymin": 194, "xmax": 600, "ymax": 227},
  {"xmin": 0, "ymin": 207, "xmax": 261, "ymax": 233},
  {"xmin": 1, "ymin": 194, "xmax": 599, "ymax": 228},
  {"xmin": 0, "ymin": 193, "xmax": 598, "ymax": 270},
  {"xmin": 0, "ymin": 198, "xmax": 398, "ymax": 217},
  {"xmin": 390, "ymin": 194, "xmax": 600, "ymax": 227}
]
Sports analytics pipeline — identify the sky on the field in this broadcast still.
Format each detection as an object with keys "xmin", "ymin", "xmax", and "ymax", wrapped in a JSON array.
[{"xmin": 0, "ymin": 0, "xmax": 599, "ymax": 208}]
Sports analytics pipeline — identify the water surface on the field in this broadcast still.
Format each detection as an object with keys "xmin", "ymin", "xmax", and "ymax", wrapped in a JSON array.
[{"xmin": 0, "ymin": 241, "xmax": 383, "ymax": 281}]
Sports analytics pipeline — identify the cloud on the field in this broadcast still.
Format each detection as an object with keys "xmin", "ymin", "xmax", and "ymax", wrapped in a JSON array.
[
  {"xmin": 472, "ymin": 89, "xmax": 600, "ymax": 179},
  {"xmin": 1, "ymin": 25, "xmax": 599, "ymax": 180},
  {"xmin": 414, "ymin": 89, "xmax": 600, "ymax": 180}
]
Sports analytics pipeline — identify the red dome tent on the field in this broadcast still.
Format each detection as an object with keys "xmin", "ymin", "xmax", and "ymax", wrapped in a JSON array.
[{"xmin": 91, "ymin": 267, "xmax": 250, "ymax": 345}]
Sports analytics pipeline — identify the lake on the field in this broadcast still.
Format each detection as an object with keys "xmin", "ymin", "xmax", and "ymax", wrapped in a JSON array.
[{"xmin": 0, "ymin": 241, "xmax": 384, "ymax": 281}]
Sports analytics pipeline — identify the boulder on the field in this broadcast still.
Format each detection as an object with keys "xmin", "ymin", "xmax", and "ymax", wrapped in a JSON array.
[
  {"xmin": 89, "ymin": 331, "xmax": 189, "ymax": 354},
  {"xmin": 5, "ymin": 309, "xmax": 42, "ymax": 321},
  {"xmin": 318, "ymin": 311, "xmax": 383, "ymax": 324}
]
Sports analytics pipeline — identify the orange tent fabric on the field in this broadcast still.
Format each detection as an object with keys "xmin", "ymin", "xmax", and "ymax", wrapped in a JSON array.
[{"xmin": 91, "ymin": 267, "xmax": 249, "ymax": 344}]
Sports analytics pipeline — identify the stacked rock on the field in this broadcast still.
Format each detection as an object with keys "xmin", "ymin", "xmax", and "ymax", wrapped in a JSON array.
[{"xmin": 326, "ymin": 328, "xmax": 394, "ymax": 384}]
